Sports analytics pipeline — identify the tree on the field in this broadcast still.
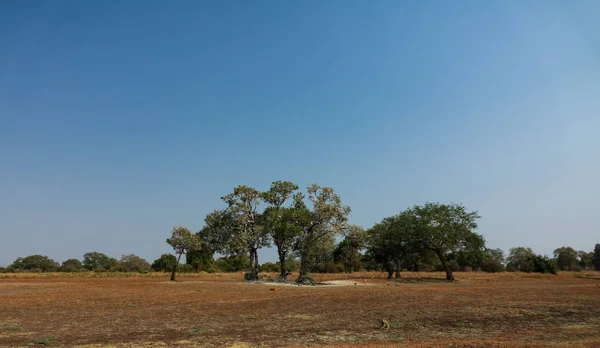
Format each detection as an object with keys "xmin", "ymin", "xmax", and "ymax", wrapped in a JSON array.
[
  {"xmin": 10, "ymin": 255, "xmax": 59, "ymax": 272},
  {"xmin": 166, "ymin": 226, "xmax": 202, "ymax": 281},
  {"xmin": 578, "ymin": 250, "xmax": 593, "ymax": 270},
  {"xmin": 593, "ymin": 244, "xmax": 600, "ymax": 271},
  {"xmin": 480, "ymin": 248, "xmax": 505, "ymax": 273},
  {"xmin": 214, "ymin": 254, "xmax": 250, "ymax": 272},
  {"xmin": 119, "ymin": 254, "xmax": 151, "ymax": 272},
  {"xmin": 405, "ymin": 202, "xmax": 483, "ymax": 281},
  {"xmin": 222, "ymin": 185, "xmax": 269, "ymax": 280},
  {"xmin": 292, "ymin": 184, "xmax": 351, "ymax": 282},
  {"xmin": 506, "ymin": 247, "xmax": 535, "ymax": 272},
  {"xmin": 367, "ymin": 214, "xmax": 415, "ymax": 278},
  {"xmin": 151, "ymin": 254, "xmax": 177, "ymax": 272},
  {"xmin": 531, "ymin": 254, "xmax": 558, "ymax": 275},
  {"xmin": 82, "ymin": 252, "xmax": 112, "ymax": 271},
  {"xmin": 60, "ymin": 259, "xmax": 83, "ymax": 272},
  {"xmin": 262, "ymin": 181, "xmax": 302, "ymax": 279},
  {"xmin": 334, "ymin": 226, "xmax": 366, "ymax": 273},
  {"xmin": 553, "ymin": 247, "xmax": 579, "ymax": 271},
  {"xmin": 186, "ymin": 248, "xmax": 214, "ymax": 272}
]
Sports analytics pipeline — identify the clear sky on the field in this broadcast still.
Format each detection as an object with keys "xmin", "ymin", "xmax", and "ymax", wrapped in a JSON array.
[{"xmin": 1, "ymin": 1, "xmax": 599, "ymax": 266}]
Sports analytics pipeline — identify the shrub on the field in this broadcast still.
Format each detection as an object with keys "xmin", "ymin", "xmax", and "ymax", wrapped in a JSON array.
[
  {"xmin": 244, "ymin": 272, "xmax": 259, "ymax": 281},
  {"xmin": 206, "ymin": 267, "xmax": 217, "ymax": 274},
  {"xmin": 531, "ymin": 254, "xmax": 558, "ymax": 275}
]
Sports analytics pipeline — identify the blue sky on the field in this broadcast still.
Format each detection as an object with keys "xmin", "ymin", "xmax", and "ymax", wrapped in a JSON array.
[{"xmin": 1, "ymin": 1, "xmax": 599, "ymax": 266}]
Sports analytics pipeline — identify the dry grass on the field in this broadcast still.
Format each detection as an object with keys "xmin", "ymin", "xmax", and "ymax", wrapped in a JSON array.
[{"xmin": 1, "ymin": 271, "xmax": 599, "ymax": 347}]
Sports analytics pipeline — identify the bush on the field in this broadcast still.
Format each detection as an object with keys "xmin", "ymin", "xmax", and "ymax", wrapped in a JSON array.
[
  {"xmin": 177, "ymin": 264, "xmax": 194, "ymax": 273},
  {"xmin": 244, "ymin": 272, "xmax": 259, "ymax": 281},
  {"xmin": 531, "ymin": 254, "xmax": 558, "ymax": 275},
  {"xmin": 206, "ymin": 267, "xmax": 217, "ymax": 274},
  {"xmin": 481, "ymin": 259, "xmax": 505, "ymax": 273},
  {"xmin": 139, "ymin": 269, "xmax": 149, "ymax": 274}
]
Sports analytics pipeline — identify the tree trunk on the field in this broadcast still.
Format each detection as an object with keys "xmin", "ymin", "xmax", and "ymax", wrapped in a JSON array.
[
  {"xmin": 385, "ymin": 261, "xmax": 394, "ymax": 279},
  {"xmin": 297, "ymin": 252, "xmax": 310, "ymax": 282},
  {"xmin": 248, "ymin": 248, "xmax": 258, "ymax": 280},
  {"xmin": 395, "ymin": 259, "xmax": 402, "ymax": 279},
  {"xmin": 435, "ymin": 250, "xmax": 455, "ymax": 281},
  {"xmin": 278, "ymin": 249, "xmax": 287, "ymax": 280},
  {"xmin": 170, "ymin": 253, "xmax": 182, "ymax": 281}
]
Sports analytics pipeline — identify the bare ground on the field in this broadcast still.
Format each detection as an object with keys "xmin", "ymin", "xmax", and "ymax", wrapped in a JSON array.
[{"xmin": 1, "ymin": 271, "xmax": 599, "ymax": 347}]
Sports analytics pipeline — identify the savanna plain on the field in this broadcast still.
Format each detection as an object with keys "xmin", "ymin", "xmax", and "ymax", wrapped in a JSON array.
[{"xmin": 1, "ymin": 272, "xmax": 599, "ymax": 348}]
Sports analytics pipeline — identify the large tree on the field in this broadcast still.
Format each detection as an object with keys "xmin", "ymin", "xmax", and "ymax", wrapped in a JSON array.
[
  {"xmin": 506, "ymin": 247, "xmax": 535, "ymax": 272},
  {"xmin": 262, "ymin": 181, "xmax": 303, "ymax": 279},
  {"xmin": 82, "ymin": 252, "xmax": 112, "ymax": 271},
  {"xmin": 151, "ymin": 254, "xmax": 177, "ymax": 272},
  {"xmin": 10, "ymin": 255, "xmax": 59, "ymax": 272},
  {"xmin": 553, "ymin": 247, "xmax": 579, "ymax": 271},
  {"xmin": 367, "ymin": 214, "xmax": 414, "ymax": 278},
  {"xmin": 223, "ymin": 185, "xmax": 268, "ymax": 280},
  {"xmin": 593, "ymin": 244, "xmax": 600, "ymax": 271},
  {"xmin": 119, "ymin": 254, "xmax": 151, "ymax": 272},
  {"xmin": 405, "ymin": 202, "xmax": 483, "ymax": 281},
  {"xmin": 166, "ymin": 226, "xmax": 202, "ymax": 281},
  {"xmin": 292, "ymin": 184, "xmax": 351, "ymax": 283}
]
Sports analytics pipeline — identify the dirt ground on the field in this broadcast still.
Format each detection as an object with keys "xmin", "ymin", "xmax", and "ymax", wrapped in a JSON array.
[{"xmin": 1, "ymin": 271, "xmax": 599, "ymax": 347}]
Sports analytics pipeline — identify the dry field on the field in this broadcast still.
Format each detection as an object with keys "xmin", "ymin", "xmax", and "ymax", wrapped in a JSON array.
[{"xmin": 1, "ymin": 271, "xmax": 600, "ymax": 347}]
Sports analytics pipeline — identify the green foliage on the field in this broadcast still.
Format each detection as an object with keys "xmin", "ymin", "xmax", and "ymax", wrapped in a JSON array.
[
  {"xmin": 82, "ymin": 252, "xmax": 112, "ymax": 271},
  {"xmin": 186, "ymin": 248, "xmax": 214, "ymax": 272},
  {"xmin": 60, "ymin": 259, "xmax": 83, "ymax": 272},
  {"xmin": 530, "ymin": 254, "xmax": 558, "ymax": 275},
  {"xmin": 480, "ymin": 248, "xmax": 505, "ymax": 272},
  {"xmin": 259, "ymin": 262, "xmax": 279, "ymax": 272},
  {"xmin": 214, "ymin": 254, "xmax": 250, "ymax": 272},
  {"xmin": 578, "ymin": 250, "xmax": 593, "ymax": 269},
  {"xmin": 334, "ymin": 226, "xmax": 367, "ymax": 273},
  {"xmin": 151, "ymin": 254, "xmax": 177, "ymax": 272},
  {"xmin": 405, "ymin": 202, "xmax": 483, "ymax": 280},
  {"xmin": 593, "ymin": 244, "xmax": 600, "ymax": 271},
  {"xmin": 293, "ymin": 185, "xmax": 351, "ymax": 280},
  {"xmin": 553, "ymin": 247, "xmax": 580, "ymax": 271},
  {"xmin": 167, "ymin": 226, "xmax": 202, "ymax": 257},
  {"xmin": 28, "ymin": 337, "xmax": 53, "ymax": 345},
  {"xmin": 176, "ymin": 264, "xmax": 194, "ymax": 273},
  {"xmin": 10, "ymin": 255, "xmax": 59, "ymax": 272},
  {"xmin": 206, "ymin": 267, "xmax": 217, "ymax": 273},
  {"xmin": 119, "ymin": 254, "xmax": 151, "ymax": 272},
  {"xmin": 506, "ymin": 247, "xmax": 535, "ymax": 272}
]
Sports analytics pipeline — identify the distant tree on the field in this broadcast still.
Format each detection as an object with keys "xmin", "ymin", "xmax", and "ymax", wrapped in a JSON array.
[
  {"xmin": 531, "ymin": 254, "xmax": 558, "ymax": 275},
  {"xmin": 593, "ymin": 244, "xmax": 600, "ymax": 271},
  {"xmin": 405, "ymin": 203, "xmax": 483, "ymax": 281},
  {"xmin": 578, "ymin": 250, "xmax": 593, "ymax": 270},
  {"xmin": 262, "ymin": 181, "xmax": 303, "ymax": 279},
  {"xmin": 186, "ymin": 248, "xmax": 214, "ymax": 272},
  {"xmin": 308, "ymin": 234, "xmax": 338, "ymax": 273},
  {"xmin": 259, "ymin": 262, "xmax": 280, "ymax": 273},
  {"xmin": 166, "ymin": 226, "xmax": 202, "ymax": 281},
  {"xmin": 553, "ymin": 247, "xmax": 579, "ymax": 271},
  {"xmin": 151, "ymin": 254, "xmax": 177, "ymax": 272},
  {"xmin": 334, "ymin": 226, "xmax": 367, "ymax": 273},
  {"xmin": 119, "ymin": 254, "xmax": 151, "ymax": 272},
  {"xmin": 10, "ymin": 255, "xmax": 59, "ymax": 272},
  {"xmin": 60, "ymin": 259, "xmax": 83, "ymax": 272},
  {"xmin": 506, "ymin": 247, "xmax": 535, "ymax": 272},
  {"xmin": 480, "ymin": 248, "xmax": 505, "ymax": 273},
  {"xmin": 82, "ymin": 252, "xmax": 112, "ymax": 271},
  {"xmin": 214, "ymin": 254, "xmax": 250, "ymax": 272},
  {"xmin": 292, "ymin": 184, "xmax": 351, "ymax": 282}
]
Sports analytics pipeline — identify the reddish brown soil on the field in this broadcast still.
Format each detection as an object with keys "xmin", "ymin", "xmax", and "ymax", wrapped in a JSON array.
[{"xmin": 1, "ymin": 272, "xmax": 599, "ymax": 347}]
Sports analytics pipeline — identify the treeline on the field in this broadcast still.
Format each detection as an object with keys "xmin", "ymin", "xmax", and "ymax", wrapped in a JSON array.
[{"xmin": 3, "ymin": 181, "xmax": 600, "ymax": 280}]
